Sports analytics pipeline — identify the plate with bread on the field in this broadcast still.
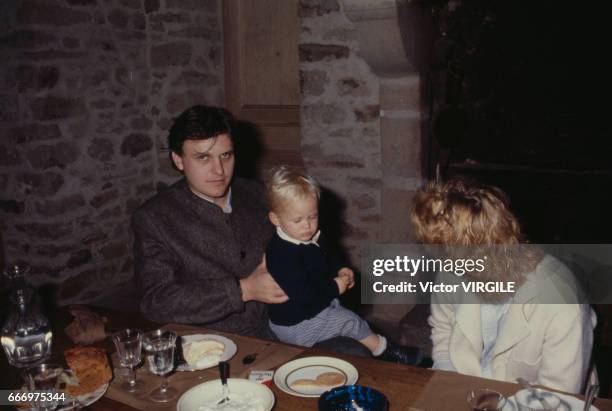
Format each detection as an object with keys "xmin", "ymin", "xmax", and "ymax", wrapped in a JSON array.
[
  {"xmin": 62, "ymin": 346, "xmax": 112, "ymax": 408},
  {"xmin": 273, "ymin": 356, "xmax": 358, "ymax": 398},
  {"xmin": 176, "ymin": 334, "xmax": 237, "ymax": 371}
]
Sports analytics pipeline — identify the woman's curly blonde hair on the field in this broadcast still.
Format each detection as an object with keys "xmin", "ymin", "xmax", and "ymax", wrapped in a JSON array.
[{"xmin": 411, "ymin": 178, "xmax": 541, "ymax": 287}]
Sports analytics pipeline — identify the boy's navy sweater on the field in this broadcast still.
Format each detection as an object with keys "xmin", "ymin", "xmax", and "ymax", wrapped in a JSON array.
[{"xmin": 266, "ymin": 232, "xmax": 342, "ymax": 326}]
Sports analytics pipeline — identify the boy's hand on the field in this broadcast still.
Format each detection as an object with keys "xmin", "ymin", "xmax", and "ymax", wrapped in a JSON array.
[
  {"xmin": 338, "ymin": 267, "xmax": 355, "ymax": 289},
  {"xmin": 334, "ymin": 275, "xmax": 350, "ymax": 295}
]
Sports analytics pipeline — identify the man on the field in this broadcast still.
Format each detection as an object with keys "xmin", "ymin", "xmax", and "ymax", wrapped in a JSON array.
[{"xmin": 132, "ymin": 105, "xmax": 287, "ymax": 338}]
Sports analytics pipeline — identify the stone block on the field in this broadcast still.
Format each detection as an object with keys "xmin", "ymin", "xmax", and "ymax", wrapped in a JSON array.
[
  {"xmin": 337, "ymin": 77, "xmax": 369, "ymax": 97},
  {"xmin": 348, "ymin": 176, "xmax": 381, "ymax": 189},
  {"xmin": 299, "ymin": 44, "xmax": 349, "ymax": 62},
  {"xmin": 120, "ymin": 133, "xmax": 153, "ymax": 157},
  {"xmin": 16, "ymin": 172, "xmax": 64, "ymax": 196},
  {"xmin": 167, "ymin": 27, "xmax": 220, "ymax": 40},
  {"xmin": 18, "ymin": 50, "xmax": 87, "ymax": 60},
  {"xmin": 125, "ymin": 198, "xmax": 142, "ymax": 214},
  {"xmin": 0, "ymin": 145, "xmax": 22, "ymax": 166},
  {"xmin": 66, "ymin": 249, "xmax": 92, "ymax": 269},
  {"xmin": 130, "ymin": 116, "xmax": 153, "ymax": 130},
  {"xmin": 381, "ymin": 116, "xmax": 420, "ymax": 177},
  {"xmin": 90, "ymin": 188, "xmax": 118, "ymax": 209},
  {"xmin": 87, "ymin": 138, "xmax": 114, "ymax": 162},
  {"xmin": 299, "ymin": 0, "xmax": 339, "ymax": 17},
  {"xmin": 100, "ymin": 241, "xmax": 128, "ymax": 259},
  {"xmin": 380, "ymin": 76, "xmax": 420, "ymax": 111},
  {"xmin": 108, "ymin": 8, "xmax": 129, "ymax": 29},
  {"xmin": 9, "ymin": 123, "xmax": 62, "ymax": 144},
  {"xmin": 166, "ymin": 0, "xmax": 216, "ymax": 13},
  {"xmin": 150, "ymin": 12, "xmax": 190, "ymax": 24},
  {"xmin": 57, "ymin": 269, "xmax": 98, "ymax": 301},
  {"xmin": 305, "ymin": 153, "xmax": 365, "ymax": 169},
  {"xmin": 35, "ymin": 193, "xmax": 86, "ymax": 217},
  {"xmin": 0, "ymin": 200, "xmax": 25, "ymax": 214},
  {"xmin": 35, "ymin": 243, "xmax": 75, "ymax": 256},
  {"xmin": 150, "ymin": 41, "xmax": 192, "ymax": 67},
  {"xmin": 82, "ymin": 230, "xmax": 108, "ymax": 245},
  {"xmin": 119, "ymin": 0, "xmax": 142, "ymax": 9},
  {"xmin": 208, "ymin": 45, "xmax": 222, "ymax": 69},
  {"xmin": 13, "ymin": 65, "xmax": 60, "ymax": 92},
  {"xmin": 322, "ymin": 27, "xmax": 357, "ymax": 42},
  {"xmin": 15, "ymin": 221, "xmax": 73, "ymax": 241},
  {"xmin": 0, "ymin": 30, "xmax": 57, "ymax": 50},
  {"xmin": 303, "ymin": 104, "xmax": 347, "ymax": 125},
  {"xmin": 328, "ymin": 128, "xmax": 352, "ymax": 138},
  {"xmin": 144, "ymin": 0, "xmax": 160, "ymax": 13},
  {"xmin": 63, "ymin": 37, "xmax": 80, "ymax": 48},
  {"xmin": 354, "ymin": 104, "xmax": 380, "ymax": 122},
  {"xmin": 98, "ymin": 205, "xmax": 122, "ymax": 219},
  {"xmin": 300, "ymin": 69, "xmax": 327, "ymax": 97},
  {"xmin": 66, "ymin": 0, "xmax": 98, "ymax": 5},
  {"xmin": 91, "ymin": 99, "xmax": 115, "ymax": 109},
  {"xmin": 132, "ymin": 13, "xmax": 146, "ymax": 30},
  {"xmin": 352, "ymin": 193, "xmax": 376, "ymax": 210},
  {"xmin": 344, "ymin": 222, "xmax": 370, "ymax": 240},
  {"xmin": 18, "ymin": 1, "xmax": 92, "ymax": 26},
  {"xmin": 0, "ymin": 94, "xmax": 19, "ymax": 122},
  {"xmin": 30, "ymin": 96, "xmax": 84, "ymax": 121},
  {"xmin": 382, "ymin": 187, "xmax": 416, "ymax": 242},
  {"xmin": 170, "ymin": 70, "xmax": 216, "ymax": 87},
  {"xmin": 116, "ymin": 30, "xmax": 146, "ymax": 42},
  {"xmin": 26, "ymin": 142, "xmax": 79, "ymax": 170}
]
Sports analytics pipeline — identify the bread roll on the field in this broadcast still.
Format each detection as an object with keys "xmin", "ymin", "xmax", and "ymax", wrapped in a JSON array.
[
  {"xmin": 64, "ymin": 346, "xmax": 112, "ymax": 396},
  {"xmin": 183, "ymin": 339, "xmax": 225, "ymax": 368}
]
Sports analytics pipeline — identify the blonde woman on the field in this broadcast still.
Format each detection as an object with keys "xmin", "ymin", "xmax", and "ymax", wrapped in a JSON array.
[{"xmin": 411, "ymin": 178, "xmax": 595, "ymax": 393}]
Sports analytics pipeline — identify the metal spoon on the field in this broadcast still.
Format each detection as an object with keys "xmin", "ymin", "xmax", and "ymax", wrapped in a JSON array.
[
  {"xmin": 583, "ymin": 383, "xmax": 599, "ymax": 411},
  {"xmin": 516, "ymin": 378, "xmax": 554, "ymax": 410},
  {"xmin": 218, "ymin": 361, "xmax": 230, "ymax": 404}
]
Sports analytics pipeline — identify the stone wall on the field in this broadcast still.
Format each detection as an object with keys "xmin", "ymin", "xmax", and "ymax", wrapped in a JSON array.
[
  {"xmin": 0, "ymin": 0, "xmax": 224, "ymax": 303},
  {"xmin": 299, "ymin": 0, "xmax": 382, "ymax": 261}
]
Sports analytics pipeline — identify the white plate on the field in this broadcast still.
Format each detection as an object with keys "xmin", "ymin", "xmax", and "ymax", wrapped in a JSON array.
[
  {"xmin": 505, "ymin": 391, "xmax": 600, "ymax": 411},
  {"xmin": 176, "ymin": 378, "xmax": 275, "ymax": 411},
  {"xmin": 177, "ymin": 334, "xmax": 237, "ymax": 371},
  {"xmin": 54, "ymin": 382, "xmax": 109, "ymax": 410},
  {"xmin": 273, "ymin": 356, "xmax": 358, "ymax": 398}
]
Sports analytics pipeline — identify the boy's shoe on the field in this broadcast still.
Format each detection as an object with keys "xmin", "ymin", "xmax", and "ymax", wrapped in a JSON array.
[{"xmin": 378, "ymin": 342, "xmax": 423, "ymax": 366}]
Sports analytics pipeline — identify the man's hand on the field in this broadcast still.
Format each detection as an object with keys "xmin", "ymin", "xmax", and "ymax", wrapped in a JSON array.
[
  {"xmin": 240, "ymin": 256, "xmax": 288, "ymax": 303},
  {"xmin": 338, "ymin": 267, "xmax": 355, "ymax": 289}
]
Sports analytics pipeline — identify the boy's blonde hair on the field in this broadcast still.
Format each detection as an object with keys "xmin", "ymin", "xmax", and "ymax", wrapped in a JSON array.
[{"xmin": 265, "ymin": 165, "xmax": 320, "ymax": 212}]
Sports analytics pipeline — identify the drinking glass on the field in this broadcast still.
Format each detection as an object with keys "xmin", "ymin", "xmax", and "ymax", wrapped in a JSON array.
[
  {"xmin": 22, "ymin": 363, "xmax": 64, "ymax": 411},
  {"xmin": 112, "ymin": 329, "xmax": 144, "ymax": 392},
  {"xmin": 466, "ymin": 388, "xmax": 507, "ymax": 411},
  {"xmin": 142, "ymin": 329, "xmax": 178, "ymax": 402}
]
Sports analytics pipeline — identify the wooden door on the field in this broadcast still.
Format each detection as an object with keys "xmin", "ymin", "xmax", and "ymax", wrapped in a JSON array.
[{"xmin": 223, "ymin": 0, "xmax": 302, "ymax": 176}]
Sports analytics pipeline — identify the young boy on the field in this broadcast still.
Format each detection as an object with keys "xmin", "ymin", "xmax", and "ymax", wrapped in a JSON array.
[{"xmin": 264, "ymin": 165, "xmax": 421, "ymax": 364}]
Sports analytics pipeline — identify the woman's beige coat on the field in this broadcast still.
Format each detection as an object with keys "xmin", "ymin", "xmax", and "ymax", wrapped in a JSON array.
[{"xmin": 429, "ymin": 255, "xmax": 595, "ymax": 394}]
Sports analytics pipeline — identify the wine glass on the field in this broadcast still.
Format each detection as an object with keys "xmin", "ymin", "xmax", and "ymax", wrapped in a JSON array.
[
  {"xmin": 112, "ymin": 329, "xmax": 144, "ymax": 392},
  {"xmin": 142, "ymin": 329, "xmax": 178, "ymax": 402},
  {"xmin": 22, "ymin": 363, "xmax": 64, "ymax": 411}
]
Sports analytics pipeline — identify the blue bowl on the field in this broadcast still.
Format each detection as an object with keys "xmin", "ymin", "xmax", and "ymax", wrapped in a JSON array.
[{"xmin": 318, "ymin": 385, "xmax": 389, "ymax": 411}]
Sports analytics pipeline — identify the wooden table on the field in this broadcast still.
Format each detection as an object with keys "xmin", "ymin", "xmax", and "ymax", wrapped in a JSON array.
[{"xmin": 2, "ymin": 306, "xmax": 611, "ymax": 410}]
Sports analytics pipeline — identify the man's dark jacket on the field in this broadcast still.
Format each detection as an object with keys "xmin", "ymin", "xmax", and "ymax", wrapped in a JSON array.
[{"xmin": 132, "ymin": 177, "xmax": 275, "ymax": 338}]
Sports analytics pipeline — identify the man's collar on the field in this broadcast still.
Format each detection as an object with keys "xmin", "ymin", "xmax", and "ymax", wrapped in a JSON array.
[
  {"xmin": 276, "ymin": 227, "xmax": 321, "ymax": 246},
  {"xmin": 191, "ymin": 187, "xmax": 233, "ymax": 213}
]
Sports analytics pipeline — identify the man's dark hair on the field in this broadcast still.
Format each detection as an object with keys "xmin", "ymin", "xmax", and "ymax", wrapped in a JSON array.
[{"xmin": 168, "ymin": 105, "xmax": 233, "ymax": 155}]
